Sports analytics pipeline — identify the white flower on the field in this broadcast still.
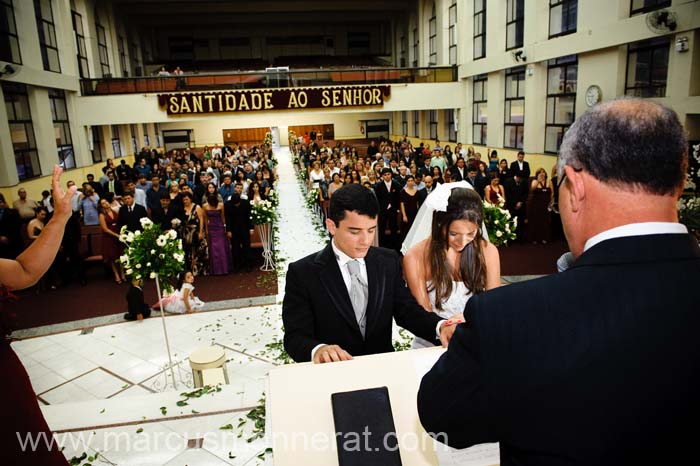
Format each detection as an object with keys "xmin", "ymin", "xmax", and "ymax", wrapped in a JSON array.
[
  {"xmin": 140, "ymin": 217, "xmax": 153, "ymax": 227},
  {"xmin": 119, "ymin": 234, "xmax": 128, "ymax": 243},
  {"xmin": 134, "ymin": 230, "xmax": 141, "ymax": 238},
  {"xmin": 135, "ymin": 274, "xmax": 141, "ymax": 280},
  {"xmin": 120, "ymin": 254, "xmax": 129, "ymax": 264},
  {"xmin": 178, "ymin": 239, "xmax": 183, "ymax": 249},
  {"xmin": 125, "ymin": 268, "xmax": 133, "ymax": 275},
  {"xmin": 150, "ymin": 249, "xmax": 156, "ymax": 254},
  {"xmin": 159, "ymin": 253, "xmax": 165, "ymax": 259},
  {"xmin": 171, "ymin": 218, "xmax": 181, "ymax": 227},
  {"xmin": 149, "ymin": 272, "xmax": 156, "ymax": 279},
  {"xmin": 146, "ymin": 262, "xmax": 151, "ymax": 267},
  {"xmin": 496, "ymin": 231, "xmax": 503, "ymax": 238},
  {"xmin": 156, "ymin": 236, "xmax": 167, "ymax": 247},
  {"xmin": 126, "ymin": 232, "xmax": 135, "ymax": 243},
  {"xmin": 135, "ymin": 264, "xmax": 142, "ymax": 269},
  {"xmin": 168, "ymin": 229, "xmax": 177, "ymax": 240}
]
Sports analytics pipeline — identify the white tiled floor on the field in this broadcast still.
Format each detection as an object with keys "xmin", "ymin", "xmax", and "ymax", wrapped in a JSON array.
[{"xmin": 10, "ymin": 147, "xmax": 342, "ymax": 465}]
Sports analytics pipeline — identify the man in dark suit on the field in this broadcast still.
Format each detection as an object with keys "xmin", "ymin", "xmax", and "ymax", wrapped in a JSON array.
[
  {"xmin": 117, "ymin": 190, "xmax": 148, "ymax": 233},
  {"xmin": 504, "ymin": 173, "xmax": 529, "ymax": 241},
  {"xmin": 450, "ymin": 157, "xmax": 467, "ymax": 181},
  {"xmin": 224, "ymin": 193, "xmax": 252, "ymax": 273},
  {"xmin": 374, "ymin": 168, "xmax": 401, "ymax": 251},
  {"xmin": 418, "ymin": 99, "xmax": 700, "ymax": 466},
  {"xmin": 85, "ymin": 173, "xmax": 103, "ymax": 197},
  {"xmin": 509, "ymin": 150, "xmax": 531, "ymax": 180},
  {"xmin": 283, "ymin": 184, "xmax": 457, "ymax": 364},
  {"xmin": 102, "ymin": 170, "xmax": 123, "ymax": 196},
  {"xmin": 0, "ymin": 193, "xmax": 22, "ymax": 259}
]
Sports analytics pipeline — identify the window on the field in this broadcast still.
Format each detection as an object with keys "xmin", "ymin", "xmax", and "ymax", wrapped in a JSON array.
[
  {"xmin": 399, "ymin": 34, "xmax": 406, "ymax": 67},
  {"xmin": 401, "ymin": 111, "xmax": 408, "ymax": 136},
  {"xmin": 506, "ymin": 0, "xmax": 524, "ymax": 51},
  {"xmin": 472, "ymin": 75, "xmax": 487, "ymax": 145},
  {"xmin": 111, "ymin": 125, "xmax": 122, "ymax": 157},
  {"xmin": 448, "ymin": 1, "xmax": 457, "ymax": 65},
  {"xmin": 1, "ymin": 0, "xmax": 21, "ymax": 64},
  {"xmin": 118, "ymin": 36, "xmax": 128, "ymax": 77},
  {"xmin": 412, "ymin": 27, "xmax": 419, "ymax": 67},
  {"xmin": 71, "ymin": 11, "xmax": 89, "ymax": 78},
  {"xmin": 131, "ymin": 42, "xmax": 142, "ymax": 76},
  {"xmin": 625, "ymin": 37, "xmax": 670, "ymax": 97},
  {"xmin": 429, "ymin": 110, "xmax": 438, "ymax": 140},
  {"xmin": 545, "ymin": 56, "xmax": 577, "ymax": 153},
  {"xmin": 143, "ymin": 123, "xmax": 150, "ymax": 147},
  {"xmin": 549, "ymin": 1, "xmax": 577, "ymax": 38},
  {"xmin": 473, "ymin": 0, "xmax": 486, "ymax": 60},
  {"xmin": 34, "ymin": 0, "xmax": 60, "ymax": 72},
  {"xmin": 630, "ymin": 0, "xmax": 671, "ymax": 16},
  {"xmin": 130, "ymin": 124, "xmax": 138, "ymax": 154},
  {"xmin": 504, "ymin": 67, "xmax": 525, "ymax": 149},
  {"xmin": 413, "ymin": 110, "xmax": 420, "ymax": 137},
  {"xmin": 48, "ymin": 89, "xmax": 75, "ymax": 169},
  {"xmin": 3, "ymin": 83, "xmax": 40, "ymax": 180},
  {"xmin": 90, "ymin": 126, "xmax": 103, "ymax": 163},
  {"xmin": 95, "ymin": 13, "xmax": 110, "ymax": 77},
  {"xmin": 446, "ymin": 109, "xmax": 457, "ymax": 142},
  {"xmin": 154, "ymin": 123, "xmax": 162, "ymax": 147},
  {"xmin": 428, "ymin": 4, "xmax": 437, "ymax": 65}
]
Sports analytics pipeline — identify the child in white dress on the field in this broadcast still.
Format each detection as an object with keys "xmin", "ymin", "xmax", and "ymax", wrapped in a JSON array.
[{"xmin": 160, "ymin": 271, "xmax": 204, "ymax": 314}]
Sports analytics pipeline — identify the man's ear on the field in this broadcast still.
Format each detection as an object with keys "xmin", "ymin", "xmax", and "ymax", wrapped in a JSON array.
[
  {"xmin": 565, "ymin": 166, "xmax": 585, "ymax": 213},
  {"xmin": 325, "ymin": 218, "xmax": 336, "ymax": 236}
]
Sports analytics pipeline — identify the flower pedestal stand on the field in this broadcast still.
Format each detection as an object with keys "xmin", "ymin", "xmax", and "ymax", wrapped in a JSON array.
[
  {"xmin": 151, "ymin": 273, "xmax": 193, "ymax": 391},
  {"xmin": 255, "ymin": 223, "xmax": 275, "ymax": 272}
]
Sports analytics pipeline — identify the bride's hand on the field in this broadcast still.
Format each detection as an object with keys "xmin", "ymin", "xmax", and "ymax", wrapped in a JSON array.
[{"xmin": 449, "ymin": 313, "xmax": 464, "ymax": 323}]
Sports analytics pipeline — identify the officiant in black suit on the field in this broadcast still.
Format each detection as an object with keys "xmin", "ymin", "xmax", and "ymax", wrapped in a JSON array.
[
  {"xmin": 283, "ymin": 184, "xmax": 458, "ymax": 364},
  {"xmin": 418, "ymin": 99, "xmax": 700, "ymax": 466},
  {"xmin": 117, "ymin": 190, "xmax": 148, "ymax": 233}
]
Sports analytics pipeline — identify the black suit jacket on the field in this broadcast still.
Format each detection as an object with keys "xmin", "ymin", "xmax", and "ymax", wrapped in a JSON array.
[
  {"xmin": 224, "ymin": 199, "xmax": 252, "ymax": 234},
  {"xmin": 283, "ymin": 245, "xmax": 442, "ymax": 362},
  {"xmin": 118, "ymin": 204, "xmax": 148, "ymax": 233},
  {"xmin": 374, "ymin": 180, "xmax": 401, "ymax": 231},
  {"xmin": 450, "ymin": 166, "xmax": 466, "ymax": 181},
  {"xmin": 418, "ymin": 234, "xmax": 700, "ymax": 466},
  {"xmin": 509, "ymin": 160, "xmax": 531, "ymax": 179},
  {"xmin": 102, "ymin": 179, "xmax": 123, "ymax": 196}
]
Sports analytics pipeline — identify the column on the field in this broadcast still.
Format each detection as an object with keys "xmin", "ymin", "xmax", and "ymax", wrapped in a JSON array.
[
  {"xmin": 487, "ymin": 71, "xmax": 505, "ymax": 150},
  {"xmin": 523, "ymin": 62, "xmax": 547, "ymax": 154},
  {"xmin": 0, "ymin": 86, "xmax": 20, "ymax": 187},
  {"xmin": 27, "ymin": 87, "xmax": 58, "ymax": 176}
]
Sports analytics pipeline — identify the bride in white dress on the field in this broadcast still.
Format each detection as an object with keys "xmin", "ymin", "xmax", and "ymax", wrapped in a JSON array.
[{"xmin": 402, "ymin": 184, "xmax": 501, "ymax": 348}]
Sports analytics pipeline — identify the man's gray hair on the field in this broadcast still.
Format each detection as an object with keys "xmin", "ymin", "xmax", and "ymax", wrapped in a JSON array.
[{"xmin": 558, "ymin": 98, "xmax": 687, "ymax": 195}]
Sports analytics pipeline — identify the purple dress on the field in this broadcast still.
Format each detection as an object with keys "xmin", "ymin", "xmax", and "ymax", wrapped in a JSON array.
[{"xmin": 206, "ymin": 209, "xmax": 230, "ymax": 275}]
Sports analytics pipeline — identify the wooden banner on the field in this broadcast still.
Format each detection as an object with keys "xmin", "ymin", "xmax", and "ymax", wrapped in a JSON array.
[{"xmin": 158, "ymin": 85, "xmax": 391, "ymax": 115}]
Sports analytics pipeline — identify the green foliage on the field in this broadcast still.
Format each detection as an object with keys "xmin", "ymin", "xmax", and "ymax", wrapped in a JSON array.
[
  {"xmin": 119, "ymin": 219, "xmax": 185, "ymax": 288},
  {"xmin": 251, "ymin": 200, "xmax": 277, "ymax": 225},
  {"xmin": 482, "ymin": 202, "xmax": 517, "ymax": 247}
]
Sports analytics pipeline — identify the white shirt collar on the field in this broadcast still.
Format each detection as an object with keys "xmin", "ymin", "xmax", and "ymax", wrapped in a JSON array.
[
  {"xmin": 331, "ymin": 239, "xmax": 366, "ymax": 268},
  {"xmin": 584, "ymin": 222, "xmax": 688, "ymax": 252}
]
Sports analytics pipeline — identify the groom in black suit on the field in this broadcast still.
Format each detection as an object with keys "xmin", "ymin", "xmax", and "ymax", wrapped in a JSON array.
[
  {"xmin": 418, "ymin": 99, "xmax": 700, "ymax": 465},
  {"xmin": 283, "ymin": 184, "xmax": 458, "ymax": 364}
]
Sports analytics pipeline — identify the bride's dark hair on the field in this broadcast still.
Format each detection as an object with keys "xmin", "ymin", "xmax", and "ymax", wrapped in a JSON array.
[{"xmin": 427, "ymin": 188, "xmax": 486, "ymax": 310}]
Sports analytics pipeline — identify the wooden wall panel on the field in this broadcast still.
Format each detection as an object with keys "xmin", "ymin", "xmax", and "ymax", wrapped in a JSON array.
[
  {"xmin": 288, "ymin": 124, "xmax": 335, "ymax": 141},
  {"xmin": 222, "ymin": 127, "xmax": 269, "ymax": 147}
]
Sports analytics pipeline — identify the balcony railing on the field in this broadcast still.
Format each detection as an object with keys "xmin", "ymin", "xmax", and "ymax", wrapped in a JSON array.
[{"xmin": 79, "ymin": 66, "xmax": 457, "ymax": 96}]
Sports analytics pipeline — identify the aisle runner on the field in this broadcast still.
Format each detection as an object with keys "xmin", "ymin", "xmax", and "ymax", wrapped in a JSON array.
[{"xmin": 273, "ymin": 146, "xmax": 328, "ymax": 300}]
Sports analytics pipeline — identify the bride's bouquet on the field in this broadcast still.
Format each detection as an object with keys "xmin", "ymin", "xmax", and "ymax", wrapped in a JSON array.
[{"xmin": 482, "ymin": 201, "xmax": 517, "ymax": 247}]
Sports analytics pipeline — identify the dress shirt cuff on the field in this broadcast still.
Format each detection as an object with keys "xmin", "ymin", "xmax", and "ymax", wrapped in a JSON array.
[
  {"xmin": 311, "ymin": 343, "xmax": 326, "ymax": 362},
  {"xmin": 435, "ymin": 320, "xmax": 447, "ymax": 338}
]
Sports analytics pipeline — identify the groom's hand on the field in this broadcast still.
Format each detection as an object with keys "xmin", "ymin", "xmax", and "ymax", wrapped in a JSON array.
[
  {"xmin": 438, "ymin": 320, "xmax": 462, "ymax": 347},
  {"xmin": 313, "ymin": 344, "xmax": 353, "ymax": 364}
]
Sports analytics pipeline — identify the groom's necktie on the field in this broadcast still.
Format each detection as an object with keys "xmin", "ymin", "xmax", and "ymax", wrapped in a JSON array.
[{"xmin": 346, "ymin": 259, "xmax": 368, "ymax": 338}]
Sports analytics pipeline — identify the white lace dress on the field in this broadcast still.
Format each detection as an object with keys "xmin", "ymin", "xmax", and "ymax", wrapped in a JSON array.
[{"xmin": 412, "ymin": 280, "xmax": 472, "ymax": 349}]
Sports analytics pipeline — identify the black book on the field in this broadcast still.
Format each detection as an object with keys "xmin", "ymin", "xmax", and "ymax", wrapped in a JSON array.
[{"xmin": 331, "ymin": 386, "xmax": 403, "ymax": 466}]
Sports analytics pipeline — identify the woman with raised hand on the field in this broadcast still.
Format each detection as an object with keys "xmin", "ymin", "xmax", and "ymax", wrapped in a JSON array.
[{"xmin": 0, "ymin": 166, "xmax": 76, "ymax": 466}]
